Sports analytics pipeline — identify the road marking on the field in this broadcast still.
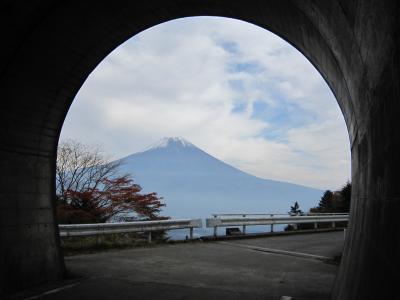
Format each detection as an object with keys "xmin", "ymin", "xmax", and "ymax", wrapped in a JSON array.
[
  {"xmin": 24, "ymin": 283, "xmax": 78, "ymax": 300},
  {"xmin": 218, "ymin": 241, "xmax": 332, "ymax": 262},
  {"xmin": 280, "ymin": 296, "xmax": 292, "ymax": 300}
]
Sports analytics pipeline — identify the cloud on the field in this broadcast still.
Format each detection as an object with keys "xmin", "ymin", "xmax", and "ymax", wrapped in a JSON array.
[{"xmin": 61, "ymin": 17, "xmax": 350, "ymax": 190}]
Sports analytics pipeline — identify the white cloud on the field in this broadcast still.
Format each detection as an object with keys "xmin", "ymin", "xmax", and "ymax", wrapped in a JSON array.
[{"xmin": 61, "ymin": 17, "xmax": 351, "ymax": 190}]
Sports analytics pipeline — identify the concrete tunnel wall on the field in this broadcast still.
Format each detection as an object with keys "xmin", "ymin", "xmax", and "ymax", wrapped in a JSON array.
[{"xmin": 0, "ymin": 1, "xmax": 399, "ymax": 298}]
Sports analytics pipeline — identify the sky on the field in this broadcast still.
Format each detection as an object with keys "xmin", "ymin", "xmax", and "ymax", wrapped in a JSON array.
[{"xmin": 60, "ymin": 17, "xmax": 351, "ymax": 190}]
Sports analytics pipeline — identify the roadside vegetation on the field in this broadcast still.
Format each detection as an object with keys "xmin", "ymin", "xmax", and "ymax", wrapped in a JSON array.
[
  {"xmin": 285, "ymin": 181, "xmax": 351, "ymax": 231},
  {"xmin": 61, "ymin": 232, "xmax": 169, "ymax": 255},
  {"xmin": 56, "ymin": 139, "xmax": 168, "ymax": 249},
  {"xmin": 310, "ymin": 181, "xmax": 351, "ymax": 214}
]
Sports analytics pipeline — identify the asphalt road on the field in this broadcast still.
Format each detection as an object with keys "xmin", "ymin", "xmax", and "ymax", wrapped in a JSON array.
[{"xmin": 18, "ymin": 231, "xmax": 344, "ymax": 300}]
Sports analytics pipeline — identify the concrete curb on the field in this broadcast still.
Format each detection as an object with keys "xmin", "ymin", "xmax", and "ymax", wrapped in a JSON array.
[{"xmin": 201, "ymin": 227, "xmax": 345, "ymax": 242}]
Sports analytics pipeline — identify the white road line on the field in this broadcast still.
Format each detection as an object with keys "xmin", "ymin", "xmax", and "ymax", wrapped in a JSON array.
[
  {"xmin": 218, "ymin": 241, "xmax": 332, "ymax": 262},
  {"xmin": 24, "ymin": 283, "xmax": 78, "ymax": 300}
]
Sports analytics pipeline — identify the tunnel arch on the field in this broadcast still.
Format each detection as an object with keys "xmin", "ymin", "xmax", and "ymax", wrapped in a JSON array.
[{"xmin": 1, "ymin": 1, "xmax": 399, "ymax": 299}]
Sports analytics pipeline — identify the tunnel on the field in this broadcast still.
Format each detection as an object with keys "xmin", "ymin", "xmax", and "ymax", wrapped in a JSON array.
[{"xmin": 0, "ymin": 1, "xmax": 399, "ymax": 299}]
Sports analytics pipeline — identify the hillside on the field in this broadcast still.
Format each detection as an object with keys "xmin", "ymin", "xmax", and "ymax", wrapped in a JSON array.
[{"xmin": 118, "ymin": 137, "xmax": 323, "ymax": 219}]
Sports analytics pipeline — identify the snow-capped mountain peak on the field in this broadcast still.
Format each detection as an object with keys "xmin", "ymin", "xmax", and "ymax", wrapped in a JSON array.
[{"xmin": 141, "ymin": 137, "xmax": 195, "ymax": 152}]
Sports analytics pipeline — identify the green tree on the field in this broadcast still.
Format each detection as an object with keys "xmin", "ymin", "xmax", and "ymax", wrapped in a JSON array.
[
  {"xmin": 285, "ymin": 201, "xmax": 309, "ymax": 231},
  {"xmin": 311, "ymin": 190, "xmax": 333, "ymax": 213},
  {"xmin": 310, "ymin": 182, "xmax": 351, "ymax": 213},
  {"xmin": 289, "ymin": 201, "xmax": 303, "ymax": 216},
  {"xmin": 339, "ymin": 181, "xmax": 351, "ymax": 212}
]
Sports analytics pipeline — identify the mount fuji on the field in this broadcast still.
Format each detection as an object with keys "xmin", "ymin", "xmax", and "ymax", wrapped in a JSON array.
[{"xmin": 118, "ymin": 137, "xmax": 323, "ymax": 220}]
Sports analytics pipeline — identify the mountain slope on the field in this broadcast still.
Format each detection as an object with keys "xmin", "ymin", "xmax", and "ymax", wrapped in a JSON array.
[{"xmin": 118, "ymin": 137, "xmax": 323, "ymax": 219}]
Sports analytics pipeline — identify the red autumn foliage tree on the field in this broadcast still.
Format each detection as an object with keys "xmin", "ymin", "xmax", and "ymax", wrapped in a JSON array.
[
  {"xmin": 58, "ymin": 175, "xmax": 165, "ymax": 223},
  {"xmin": 56, "ymin": 140, "xmax": 166, "ymax": 224}
]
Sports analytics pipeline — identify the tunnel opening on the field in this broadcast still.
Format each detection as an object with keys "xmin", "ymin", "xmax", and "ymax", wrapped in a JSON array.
[
  {"xmin": 2, "ymin": 4, "xmax": 355, "ymax": 295},
  {"xmin": 55, "ymin": 16, "xmax": 351, "ymax": 299}
]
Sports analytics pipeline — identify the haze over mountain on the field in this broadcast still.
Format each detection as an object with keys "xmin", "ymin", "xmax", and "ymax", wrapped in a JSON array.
[{"xmin": 118, "ymin": 137, "xmax": 323, "ymax": 219}]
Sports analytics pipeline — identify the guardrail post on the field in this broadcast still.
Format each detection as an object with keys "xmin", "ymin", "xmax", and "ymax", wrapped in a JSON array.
[
  {"xmin": 242, "ymin": 214, "xmax": 246, "ymax": 234},
  {"xmin": 147, "ymin": 232, "xmax": 152, "ymax": 243},
  {"xmin": 332, "ymin": 221, "xmax": 336, "ymax": 228},
  {"xmin": 270, "ymin": 214, "xmax": 274, "ymax": 232},
  {"xmin": 314, "ymin": 222, "xmax": 318, "ymax": 229},
  {"xmin": 213, "ymin": 226, "xmax": 217, "ymax": 237},
  {"xmin": 189, "ymin": 227, "xmax": 193, "ymax": 239},
  {"xmin": 293, "ymin": 224, "xmax": 298, "ymax": 230}
]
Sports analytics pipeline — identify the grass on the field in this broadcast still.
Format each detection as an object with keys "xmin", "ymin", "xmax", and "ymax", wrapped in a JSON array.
[
  {"xmin": 61, "ymin": 232, "xmax": 165, "ymax": 255},
  {"xmin": 61, "ymin": 232, "xmax": 203, "ymax": 256}
]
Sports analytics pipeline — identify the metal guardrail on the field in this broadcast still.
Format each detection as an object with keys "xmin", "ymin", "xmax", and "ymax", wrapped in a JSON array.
[
  {"xmin": 212, "ymin": 213, "xmax": 348, "ymax": 217},
  {"xmin": 211, "ymin": 213, "xmax": 289, "ymax": 219},
  {"xmin": 59, "ymin": 218, "xmax": 202, "ymax": 242},
  {"xmin": 59, "ymin": 214, "xmax": 349, "ymax": 241},
  {"xmin": 206, "ymin": 214, "xmax": 349, "ymax": 237}
]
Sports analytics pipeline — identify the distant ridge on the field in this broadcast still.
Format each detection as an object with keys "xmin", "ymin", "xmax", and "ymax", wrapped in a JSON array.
[{"xmin": 118, "ymin": 137, "xmax": 323, "ymax": 219}]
